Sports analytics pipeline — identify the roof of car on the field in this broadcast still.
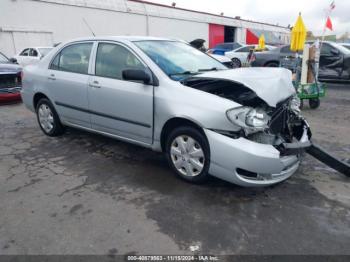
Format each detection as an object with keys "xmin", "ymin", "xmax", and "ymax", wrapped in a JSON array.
[
  {"xmin": 65, "ymin": 36, "xmax": 174, "ymax": 43},
  {"xmin": 21, "ymin": 46, "xmax": 53, "ymax": 49}
]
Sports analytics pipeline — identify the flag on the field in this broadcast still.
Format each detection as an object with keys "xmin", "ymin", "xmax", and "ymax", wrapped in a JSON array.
[
  {"xmin": 330, "ymin": 1, "xmax": 335, "ymax": 10},
  {"xmin": 325, "ymin": 16, "xmax": 333, "ymax": 31}
]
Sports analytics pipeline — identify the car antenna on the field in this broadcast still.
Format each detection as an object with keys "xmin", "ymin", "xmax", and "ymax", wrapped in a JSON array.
[{"xmin": 82, "ymin": 18, "xmax": 96, "ymax": 37}]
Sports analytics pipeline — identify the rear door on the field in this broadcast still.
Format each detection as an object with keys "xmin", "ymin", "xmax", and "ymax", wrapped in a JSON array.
[
  {"xmin": 88, "ymin": 41, "xmax": 153, "ymax": 145},
  {"xmin": 28, "ymin": 48, "xmax": 40, "ymax": 65},
  {"xmin": 46, "ymin": 42, "xmax": 94, "ymax": 128}
]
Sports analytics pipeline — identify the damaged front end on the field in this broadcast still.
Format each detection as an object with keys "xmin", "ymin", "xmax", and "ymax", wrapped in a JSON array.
[
  {"xmin": 244, "ymin": 96, "xmax": 312, "ymax": 156},
  {"xmin": 182, "ymin": 76, "xmax": 312, "ymax": 157}
]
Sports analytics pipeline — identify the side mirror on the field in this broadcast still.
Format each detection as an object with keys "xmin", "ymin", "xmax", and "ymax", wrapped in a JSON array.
[
  {"xmin": 122, "ymin": 69, "xmax": 152, "ymax": 85},
  {"xmin": 9, "ymin": 58, "xmax": 18, "ymax": 64},
  {"xmin": 330, "ymin": 49, "xmax": 340, "ymax": 55}
]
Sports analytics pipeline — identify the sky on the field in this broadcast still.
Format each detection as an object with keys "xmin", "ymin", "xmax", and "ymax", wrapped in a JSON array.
[{"xmin": 144, "ymin": 0, "xmax": 350, "ymax": 37}]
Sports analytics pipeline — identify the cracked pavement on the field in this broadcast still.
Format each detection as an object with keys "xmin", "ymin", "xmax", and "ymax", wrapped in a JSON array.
[{"xmin": 0, "ymin": 84, "xmax": 349, "ymax": 255}]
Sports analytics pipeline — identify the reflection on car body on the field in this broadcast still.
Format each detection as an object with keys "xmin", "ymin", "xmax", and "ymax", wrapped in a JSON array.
[{"xmin": 21, "ymin": 36, "xmax": 312, "ymax": 187}]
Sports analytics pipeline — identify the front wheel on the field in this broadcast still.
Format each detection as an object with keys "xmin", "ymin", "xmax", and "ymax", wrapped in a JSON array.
[
  {"xmin": 166, "ymin": 126, "xmax": 210, "ymax": 183},
  {"xmin": 231, "ymin": 58, "xmax": 242, "ymax": 68},
  {"xmin": 36, "ymin": 98, "xmax": 65, "ymax": 136}
]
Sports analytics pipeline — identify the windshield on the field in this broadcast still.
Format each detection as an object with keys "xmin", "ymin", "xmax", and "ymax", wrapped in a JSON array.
[
  {"xmin": 343, "ymin": 45, "xmax": 350, "ymax": 51},
  {"xmin": 331, "ymin": 43, "xmax": 350, "ymax": 54},
  {"xmin": 134, "ymin": 40, "xmax": 227, "ymax": 80},
  {"xmin": 38, "ymin": 48, "xmax": 53, "ymax": 57},
  {"xmin": 0, "ymin": 53, "xmax": 9, "ymax": 63}
]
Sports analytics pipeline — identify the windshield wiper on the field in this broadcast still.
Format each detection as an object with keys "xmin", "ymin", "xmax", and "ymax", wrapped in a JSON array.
[
  {"xmin": 198, "ymin": 67, "xmax": 218, "ymax": 72},
  {"xmin": 168, "ymin": 71, "xmax": 198, "ymax": 77}
]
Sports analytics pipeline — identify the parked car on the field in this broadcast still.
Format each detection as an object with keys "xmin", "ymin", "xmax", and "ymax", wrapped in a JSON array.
[
  {"xmin": 21, "ymin": 36, "xmax": 312, "ymax": 187},
  {"xmin": 225, "ymin": 44, "xmax": 277, "ymax": 68},
  {"xmin": 13, "ymin": 47, "xmax": 53, "ymax": 66},
  {"xmin": 252, "ymin": 42, "xmax": 350, "ymax": 81},
  {"xmin": 0, "ymin": 52, "xmax": 22, "ymax": 103},
  {"xmin": 251, "ymin": 45, "xmax": 297, "ymax": 68},
  {"xmin": 207, "ymin": 42, "xmax": 242, "ymax": 56}
]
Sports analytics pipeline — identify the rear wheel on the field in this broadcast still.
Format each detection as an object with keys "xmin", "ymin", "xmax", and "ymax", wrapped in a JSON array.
[
  {"xmin": 231, "ymin": 58, "xmax": 242, "ymax": 68},
  {"xmin": 36, "ymin": 98, "xmax": 65, "ymax": 136},
  {"xmin": 166, "ymin": 126, "xmax": 210, "ymax": 183}
]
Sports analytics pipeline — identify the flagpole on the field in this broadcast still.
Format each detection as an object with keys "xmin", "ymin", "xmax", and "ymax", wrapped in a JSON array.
[{"xmin": 319, "ymin": 1, "xmax": 334, "ymax": 57}]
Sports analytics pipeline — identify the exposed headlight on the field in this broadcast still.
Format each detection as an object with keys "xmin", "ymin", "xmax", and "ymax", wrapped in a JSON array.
[{"xmin": 226, "ymin": 107, "xmax": 270, "ymax": 134}]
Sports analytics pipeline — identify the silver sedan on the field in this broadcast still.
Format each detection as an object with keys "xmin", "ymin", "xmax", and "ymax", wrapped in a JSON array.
[{"xmin": 21, "ymin": 36, "xmax": 311, "ymax": 187}]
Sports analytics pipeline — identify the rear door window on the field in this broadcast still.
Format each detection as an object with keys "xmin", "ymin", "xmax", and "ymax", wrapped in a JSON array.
[
  {"xmin": 237, "ymin": 46, "xmax": 253, "ymax": 52},
  {"xmin": 49, "ymin": 43, "xmax": 93, "ymax": 74},
  {"xmin": 281, "ymin": 46, "xmax": 292, "ymax": 54},
  {"xmin": 321, "ymin": 44, "xmax": 334, "ymax": 56},
  {"xmin": 29, "ymin": 49, "xmax": 38, "ymax": 57}
]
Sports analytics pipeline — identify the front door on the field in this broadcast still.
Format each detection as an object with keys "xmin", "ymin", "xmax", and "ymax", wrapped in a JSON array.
[
  {"xmin": 47, "ymin": 42, "xmax": 94, "ymax": 128},
  {"xmin": 319, "ymin": 43, "xmax": 345, "ymax": 79},
  {"xmin": 88, "ymin": 42, "xmax": 153, "ymax": 145}
]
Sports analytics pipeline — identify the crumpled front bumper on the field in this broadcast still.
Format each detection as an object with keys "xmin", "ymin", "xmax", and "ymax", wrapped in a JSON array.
[{"xmin": 204, "ymin": 128, "xmax": 310, "ymax": 187}]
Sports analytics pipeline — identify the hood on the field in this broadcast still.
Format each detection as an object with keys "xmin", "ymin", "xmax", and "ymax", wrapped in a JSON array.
[
  {"xmin": 210, "ymin": 54, "xmax": 231, "ymax": 63},
  {"xmin": 0, "ymin": 63, "xmax": 22, "ymax": 74},
  {"xmin": 192, "ymin": 67, "xmax": 295, "ymax": 107}
]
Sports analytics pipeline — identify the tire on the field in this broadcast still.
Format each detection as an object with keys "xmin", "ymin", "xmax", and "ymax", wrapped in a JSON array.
[
  {"xmin": 265, "ymin": 62, "xmax": 279, "ymax": 67},
  {"xmin": 165, "ymin": 126, "xmax": 210, "ymax": 183},
  {"xmin": 36, "ymin": 98, "xmax": 65, "ymax": 136},
  {"xmin": 309, "ymin": 98, "xmax": 320, "ymax": 109},
  {"xmin": 231, "ymin": 58, "xmax": 241, "ymax": 68}
]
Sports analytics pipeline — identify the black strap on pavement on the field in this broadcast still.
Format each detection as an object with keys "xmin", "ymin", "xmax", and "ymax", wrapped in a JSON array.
[{"xmin": 307, "ymin": 143, "xmax": 350, "ymax": 177}]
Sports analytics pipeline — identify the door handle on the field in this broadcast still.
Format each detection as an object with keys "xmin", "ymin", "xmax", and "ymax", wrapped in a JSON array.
[
  {"xmin": 48, "ymin": 74, "xmax": 56, "ymax": 80},
  {"xmin": 89, "ymin": 80, "xmax": 101, "ymax": 88}
]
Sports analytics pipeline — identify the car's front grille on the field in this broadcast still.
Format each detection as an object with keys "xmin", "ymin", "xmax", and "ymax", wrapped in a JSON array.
[{"xmin": 0, "ymin": 74, "xmax": 22, "ymax": 89}]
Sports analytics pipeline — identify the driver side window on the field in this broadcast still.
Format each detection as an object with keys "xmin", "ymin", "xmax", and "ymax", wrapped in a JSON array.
[
  {"xmin": 95, "ymin": 43, "xmax": 145, "ymax": 80},
  {"xmin": 321, "ymin": 44, "xmax": 337, "ymax": 56},
  {"xmin": 20, "ymin": 49, "xmax": 29, "ymax": 56}
]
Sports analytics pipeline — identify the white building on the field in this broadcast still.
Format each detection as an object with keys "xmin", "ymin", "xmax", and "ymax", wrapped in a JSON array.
[{"xmin": 0, "ymin": 0, "xmax": 291, "ymax": 57}]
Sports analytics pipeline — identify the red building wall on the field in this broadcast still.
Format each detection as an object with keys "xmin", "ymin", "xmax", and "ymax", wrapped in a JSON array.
[
  {"xmin": 246, "ymin": 29, "xmax": 259, "ymax": 44},
  {"xmin": 209, "ymin": 24, "xmax": 225, "ymax": 48}
]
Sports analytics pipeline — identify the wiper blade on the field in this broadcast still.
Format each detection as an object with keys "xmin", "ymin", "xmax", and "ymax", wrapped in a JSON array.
[
  {"xmin": 198, "ymin": 67, "xmax": 218, "ymax": 72},
  {"xmin": 168, "ymin": 71, "xmax": 198, "ymax": 77}
]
